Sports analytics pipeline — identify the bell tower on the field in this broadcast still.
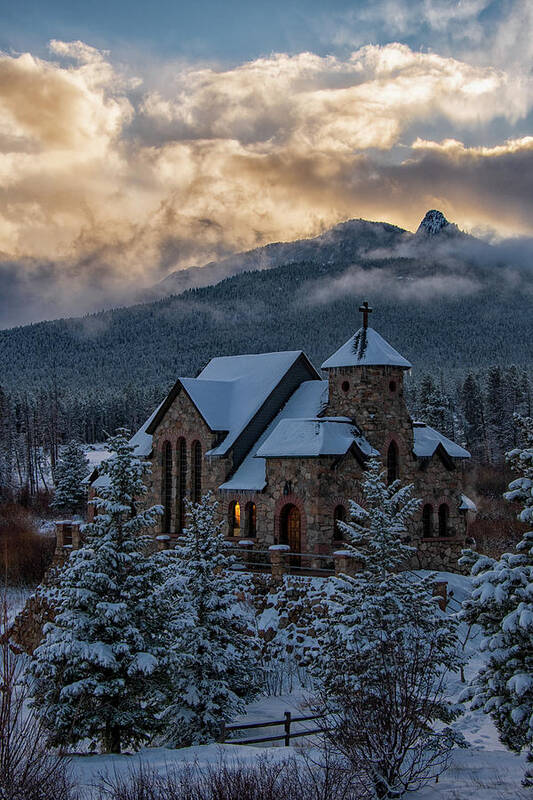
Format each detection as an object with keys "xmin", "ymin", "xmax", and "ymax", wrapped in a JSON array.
[{"xmin": 322, "ymin": 302, "xmax": 413, "ymax": 457}]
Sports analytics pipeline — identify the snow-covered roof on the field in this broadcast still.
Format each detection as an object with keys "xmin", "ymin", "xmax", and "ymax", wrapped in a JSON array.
[
  {"xmin": 460, "ymin": 494, "xmax": 477, "ymax": 512},
  {"xmin": 412, "ymin": 422, "xmax": 471, "ymax": 459},
  {"xmin": 92, "ymin": 403, "xmax": 162, "ymax": 489},
  {"xmin": 147, "ymin": 350, "xmax": 316, "ymax": 457},
  {"xmin": 321, "ymin": 327, "xmax": 412, "ymax": 370},
  {"xmin": 256, "ymin": 418, "xmax": 378, "ymax": 459},
  {"xmin": 129, "ymin": 403, "xmax": 163, "ymax": 457},
  {"xmin": 179, "ymin": 378, "xmax": 233, "ymax": 432},
  {"xmin": 219, "ymin": 380, "xmax": 327, "ymax": 491}
]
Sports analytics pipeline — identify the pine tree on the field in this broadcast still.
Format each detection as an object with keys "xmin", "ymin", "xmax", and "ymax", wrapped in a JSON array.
[
  {"xmin": 485, "ymin": 366, "xmax": 506, "ymax": 463},
  {"xmin": 418, "ymin": 375, "xmax": 453, "ymax": 436},
  {"xmin": 51, "ymin": 439, "xmax": 90, "ymax": 515},
  {"xmin": 313, "ymin": 459, "xmax": 464, "ymax": 797},
  {"xmin": 159, "ymin": 493, "xmax": 261, "ymax": 747},
  {"xmin": 460, "ymin": 415, "xmax": 533, "ymax": 785},
  {"xmin": 31, "ymin": 429, "xmax": 166, "ymax": 753},
  {"xmin": 338, "ymin": 457, "xmax": 419, "ymax": 574},
  {"xmin": 460, "ymin": 373, "xmax": 487, "ymax": 461}
]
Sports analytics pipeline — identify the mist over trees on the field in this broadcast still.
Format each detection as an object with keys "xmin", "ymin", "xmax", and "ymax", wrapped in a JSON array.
[{"xmin": 0, "ymin": 236, "xmax": 531, "ymax": 503}]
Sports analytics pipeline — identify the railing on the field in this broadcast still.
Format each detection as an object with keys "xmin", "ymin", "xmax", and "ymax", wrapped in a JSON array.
[
  {"xmin": 223, "ymin": 545, "xmax": 453, "ymax": 611},
  {"xmin": 224, "ymin": 544, "xmax": 338, "ymax": 578},
  {"xmin": 220, "ymin": 711, "xmax": 327, "ymax": 746},
  {"xmin": 228, "ymin": 543, "xmax": 335, "ymax": 576}
]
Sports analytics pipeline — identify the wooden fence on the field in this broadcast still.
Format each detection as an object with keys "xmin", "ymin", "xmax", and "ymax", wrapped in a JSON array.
[{"xmin": 219, "ymin": 711, "xmax": 328, "ymax": 746}]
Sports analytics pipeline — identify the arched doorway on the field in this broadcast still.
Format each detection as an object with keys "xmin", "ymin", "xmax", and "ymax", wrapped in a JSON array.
[{"xmin": 280, "ymin": 504, "xmax": 301, "ymax": 566}]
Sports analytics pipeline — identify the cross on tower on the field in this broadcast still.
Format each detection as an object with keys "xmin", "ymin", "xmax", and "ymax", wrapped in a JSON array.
[{"xmin": 359, "ymin": 301, "xmax": 373, "ymax": 329}]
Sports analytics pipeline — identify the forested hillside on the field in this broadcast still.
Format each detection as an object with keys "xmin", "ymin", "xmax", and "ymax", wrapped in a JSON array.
[
  {"xmin": 1, "ymin": 213, "xmax": 532, "ymax": 498},
  {"xmin": 1, "ymin": 254, "xmax": 532, "ymax": 395}
]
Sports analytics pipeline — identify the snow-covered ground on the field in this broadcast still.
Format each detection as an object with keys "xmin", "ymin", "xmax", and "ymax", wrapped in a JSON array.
[
  {"xmin": 65, "ymin": 571, "xmax": 529, "ymax": 798},
  {"xmin": 4, "ymin": 584, "xmax": 33, "ymax": 625},
  {"xmin": 71, "ymin": 742, "xmax": 527, "ymax": 800}
]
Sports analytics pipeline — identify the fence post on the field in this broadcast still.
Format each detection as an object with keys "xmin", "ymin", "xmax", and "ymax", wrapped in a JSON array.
[
  {"xmin": 217, "ymin": 721, "xmax": 226, "ymax": 743},
  {"xmin": 284, "ymin": 711, "xmax": 291, "ymax": 746}
]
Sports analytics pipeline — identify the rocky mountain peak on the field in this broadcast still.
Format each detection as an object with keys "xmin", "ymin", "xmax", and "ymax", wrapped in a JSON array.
[{"xmin": 416, "ymin": 209, "xmax": 451, "ymax": 236}]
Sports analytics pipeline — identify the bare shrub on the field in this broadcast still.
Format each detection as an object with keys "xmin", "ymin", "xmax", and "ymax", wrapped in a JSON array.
[
  {"xmin": 95, "ymin": 751, "xmax": 364, "ymax": 800},
  {"xmin": 0, "ymin": 503, "xmax": 54, "ymax": 585},
  {"xmin": 0, "ymin": 595, "xmax": 75, "ymax": 800}
]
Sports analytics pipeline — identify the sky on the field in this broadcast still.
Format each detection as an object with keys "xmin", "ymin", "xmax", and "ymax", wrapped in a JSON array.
[{"xmin": 0, "ymin": 0, "xmax": 532, "ymax": 327}]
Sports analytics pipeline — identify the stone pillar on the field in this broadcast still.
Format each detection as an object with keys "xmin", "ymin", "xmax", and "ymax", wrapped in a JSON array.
[
  {"xmin": 334, "ymin": 549, "xmax": 361, "ymax": 577},
  {"xmin": 239, "ymin": 539, "xmax": 255, "ymax": 567},
  {"xmin": 269, "ymin": 544, "xmax": 290, "ymax": 582},
  {"xmin": 72, "ymin": 522, "xmax": 82, "ymax": 549},
  {"xmin": 156, "ymin": 534, "xmax": 171, "ymax": 551}
]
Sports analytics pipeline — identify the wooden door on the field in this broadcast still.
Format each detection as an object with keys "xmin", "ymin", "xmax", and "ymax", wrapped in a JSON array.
[{"xmin": 281, "ymin": 504, "xmax": 301, "ymax": 567}]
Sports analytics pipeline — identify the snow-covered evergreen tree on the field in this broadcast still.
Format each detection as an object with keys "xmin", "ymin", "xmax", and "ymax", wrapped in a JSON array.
[
  {"xmin": 418, "ymin": 374, "xmax": 453, "ymax": 437},
  {"xmin": 460, "ymin": 414, "xmax": 533, "ymax": 785},
  {"xmin": 313, "ymin": 459, "xmax": 464, "ymax": 796},
  {"xmin": 31, "ymin": 429, "xmax": 166, "ymax": 753},
  {"xmin": 51, "ymin": 439, "xmax": 89, "ymax": 514},
  {"xmin": 159, "ymin": 493, "xmax": 261, "ymax": 746},
  {"xmin": 338, "ymin": 457, "xmax": 419, "ymax": 575}
]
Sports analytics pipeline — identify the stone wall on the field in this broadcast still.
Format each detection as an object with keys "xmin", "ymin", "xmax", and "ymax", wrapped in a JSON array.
[
  {"xmin": 10, "ymin": 591, "xmax": 54, "ymax": 654},
  {"xmin": 150, "ymin": 389, "xmax": 232, "ymax": 535}
]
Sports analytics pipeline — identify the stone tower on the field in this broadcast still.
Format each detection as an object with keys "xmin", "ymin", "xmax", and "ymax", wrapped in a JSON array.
[{"xmin": 321, "ymin": 302, "xmax": 414, "ymax": 473}]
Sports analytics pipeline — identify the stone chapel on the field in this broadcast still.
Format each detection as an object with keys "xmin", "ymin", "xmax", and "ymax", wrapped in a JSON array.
[{"xmin": 90, "ymin": 303, "xmax": 476, "ymax": 571}]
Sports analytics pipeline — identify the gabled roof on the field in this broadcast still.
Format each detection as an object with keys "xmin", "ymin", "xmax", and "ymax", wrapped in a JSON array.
[
  {"xmin": 321, "ymin": 327, "xmax": 412, "ymax": 370},
  {"xmin": 147, "ymin": 350, "xmax": 319, "ymax": 457},
  {"xmin": 219, "ymin": 380, "xmax": 327, "ymax": 491},
  {"xmin": 412, "ymin": 422, "xmax": 470, "ymax": 459},
  {"xmin": 256, "ymin": 418, "xmax": 378, "ymax": 459}
]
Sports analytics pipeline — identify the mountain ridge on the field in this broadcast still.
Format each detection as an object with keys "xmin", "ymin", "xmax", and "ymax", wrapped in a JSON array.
[{"xmin": 1, "ymin": 210, "xmax": 531, "ymax": 410}]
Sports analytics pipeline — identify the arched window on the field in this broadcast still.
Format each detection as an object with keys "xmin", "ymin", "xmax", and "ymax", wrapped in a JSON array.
[
  {"xmin": 229, "ymin": 501, "xmax": 241, "ymax": 537},
  {"xmin": 176, "ymin": 437, "xmax": 187, "ymax": 534},
  {"xmin": 190, "ymin": 440, "xmax": 202, "ymax": 503},
  {"xmin": 387, "ymin": 441, "xmax": 399, "ymax": 485},
  {"xmin": 161, "ymin": 441, "xmax": 172, "ymax": 533},
  {"xmin": 333, "ymin": 505, "xmax": 347, "ymax": 541},
  {"xmin": 438, "ymin": 504, "xmax": 449, "ymax": 537},
  {"xmin": 245, "ymin": 502, "xmax": 257, "ymax": 538},
  {"xmin": 422, "ymin": 504, "xmax": 433, "ymax": 538}
]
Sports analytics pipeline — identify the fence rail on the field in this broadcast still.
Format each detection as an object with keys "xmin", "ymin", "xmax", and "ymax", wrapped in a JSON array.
[{"xmin": 220, "ymin": 711, "xmax": 327, "ymax": 746}]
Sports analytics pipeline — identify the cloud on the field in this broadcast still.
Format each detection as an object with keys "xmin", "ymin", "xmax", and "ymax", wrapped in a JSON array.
[
  {"xmin": 0, "ymin": 36, "xmax": 532, "ymax": 326},
  {"xmin": 305, "ymin": 265, "xmax": 482, "ymax": 306},
  {"xmin": 325, "ymin": 0, "xmax": 533, "ymax": 74}
]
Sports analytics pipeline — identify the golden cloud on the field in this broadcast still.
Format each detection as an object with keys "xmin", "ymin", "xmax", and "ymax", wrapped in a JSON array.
[{"xmin": 0, "ymin": 38, "xmax": 532, "ymax": 324}]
